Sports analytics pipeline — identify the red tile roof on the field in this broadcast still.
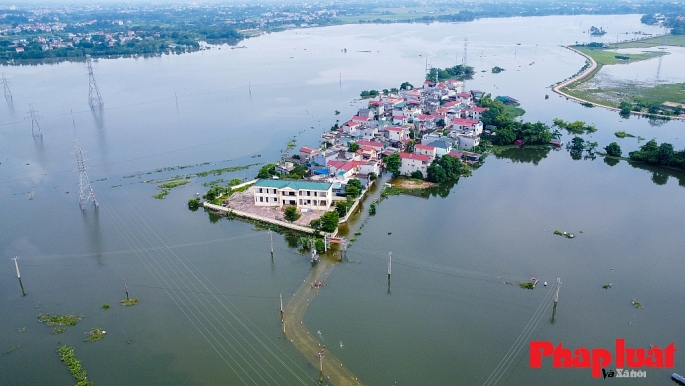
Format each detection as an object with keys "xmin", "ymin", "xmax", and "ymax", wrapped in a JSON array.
[
  {"xmin": 415, "ymin": 144, "xmax": 436, "ymax": 151},
  {"xmin": 356, "ymin": 140, "xmax": 384, "ymax": 149},
  {"xmin": 452, "ymin": 118, "xmax": 480, "ymax": 126},
  {"xmin": 399, "ymin": 152, "xmax": 431, "ymax": 162},
  {"xmin": 386, "ymin": 126, "xmax": 403, "ymax": 132},
  {"xmin": 300, "ymin": 146, "xmax": 317, "ymax": 154}
]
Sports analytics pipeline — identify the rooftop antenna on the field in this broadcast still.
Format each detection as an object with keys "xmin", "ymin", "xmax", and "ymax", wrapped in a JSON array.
[
  {"xmin": 2, "ymin": 73, "xmax": 12, "ymax": 100},
  {"xmin": 25, "ymin": 104, "xmax": 42, "ymax": 137},
  {"xmin": 86, "ymin": 55, "xmax": 104, "ymax": 109},
  {"xmin": 74, "ymin": 140, "xmax": 99, "ymax": 209}
]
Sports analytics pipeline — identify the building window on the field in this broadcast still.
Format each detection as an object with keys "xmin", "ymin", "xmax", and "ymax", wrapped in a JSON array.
[
  {"xmin": 259, "ymin": 197, "xmax": 263, "ymax": 202},
  {"xmin": 273, "ymin": 197, "xmax": 277, "ymax": 202},
  {"xmin": 258, "ymin": 188, "xmax": 263, "ymax": 193},
  {"xmin": 299, "ymin": 199, "xmax": 302, "ymax": 205}
]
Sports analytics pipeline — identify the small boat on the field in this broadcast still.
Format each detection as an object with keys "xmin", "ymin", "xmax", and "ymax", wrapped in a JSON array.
[{"xmin": 672, "ymin": 373, "xmax": 685, "ymax": 384}]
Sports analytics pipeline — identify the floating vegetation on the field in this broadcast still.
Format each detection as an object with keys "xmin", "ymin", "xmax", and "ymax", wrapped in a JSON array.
[
  {"xmin": 354, "ymin": 231, "xmax": 361, "ymax": 236},
  {"xmin": 632, "ymin": 298, "xmax": 643, "ymax": 309},
  {"xmin": 283, "ymin": 138, "xmax": 297, "ymax": 153},
  {"xmin": 52, "ymin": 328, "xmax": 67, "ymax": 335},
  {"xmin": 38, "ymin": 313, "xmax": 83, "ymax": 327},
  {"xmin": 388, "ymin": 232, "xmax": 392, "ymax": 235},
  {"xmin": 5, "ymin": 345, "xmax": 21, "ymax": 355},
  {"xmin": 520, "ymin": 282, "xmax": 535, "ymax": 290},
  {"xmin": 153, "ymin": 190, "xmax": 169, "ymax": 199},
  {"xmin": 349, "ymin": 238, "xmax": 356, "ymax": 242},
  {"xmin": 203, "ymin": 178, "xmax": 225, "ymax": 187},
  {"xmin": 101, "ymin": 304, "xmax": 110, "ymax": 310},
  {"xmin": 18, "ymin": 327, "xmax": 26, "ymax": 333},
  {"xmin": 121, "ymin": 298, "xmax": 139, "ymax": 306},
  {"xmin": 196, "ymin": 163, "xmax": 259, "ymax": 177},
  {"xmin": 603, "ymin": 283, "xmax": 612, "ymax": 289},
  {"xmin": 553, "ymin": 230, "xmax": 575, "ymax": 239},
  {"xmin": 157, "ymin": 179, "xmax": 190, "ymax": 189},
  {"xmin": 57, "ymin": 346, "xmax": 93, "ymax": 386},
  {"xmin": 553, "ymin": 118, "xmax": 597, "ymax": 134},
  {"xmin": 84, "ymin": 327, "xmax": 106, "ymax": 342},
  {"xmin": 614, "ymin": 131, "xmax": 635, "ymax": 138}
]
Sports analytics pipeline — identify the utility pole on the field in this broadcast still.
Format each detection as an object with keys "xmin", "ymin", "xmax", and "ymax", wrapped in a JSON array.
[
  {"xmin": 26, "ymin": 104, "xmax": 42, "ymax": 137},
  {"xmin": 86, "ymin": 55, "xmax": 104, "ymax": 109},
  {"xmin": 123, "ymin": 279, "xmax": 130, "ymax": 300},
  {"xmin": 2, "ymin": 73, "xmax": 12, "ymax": 100},
  {"xmin": 13, "ymin": 257, "xmax": 26, "ymax": 297},
  {"xmin": 551, "ymin": 278, "xmax": 561, "ymax": 324},
  {"xmin": 318, "ymin": 352, "xmax": 324, "ymax": 373},
  {"xmin": 387, "ymin": 252, "xmax": 392, "ymax": 293},
  {"xmin": 175, "ymin": 92, "xmax": 179, "ymax": 112},
  {"xmin": 74, "ymin": 140, "xmax": 99, "ymax": 209},
  {"xmin": 280, "ymin": 293, "xmax": 285, "ymax": 334},
  {"xmin": 269, "ymin": 229, "xmax": 274, "ymax": 259}
]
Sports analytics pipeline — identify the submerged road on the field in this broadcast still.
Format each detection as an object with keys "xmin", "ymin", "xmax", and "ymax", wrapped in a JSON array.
[{"xmin": 284, "ymin": 260, "xmax": 364, "ymax": 386}]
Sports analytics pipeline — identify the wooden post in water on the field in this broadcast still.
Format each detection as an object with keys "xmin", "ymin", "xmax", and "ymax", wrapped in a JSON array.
[
  {"xmin": 387, "ymin": 252, "xmax": 392, "ymax": 293},
  {"xmin": 269, "ymin": 229, "xmax": 274, "ymax": 260},
  {"xmin": 13, "ymin": 257, "xmax": 26, "ymax": 297},
  {"xmin": 280, "ymin": 294, "xmax": 285, "ymax": 335},
  {"xmin": 551, "ymin": 278, "xmax": 561, "ymax": 324},
  {"xmin": 319, "ymin": 353, "xmax": 323, "ymax": 373},
  {"xmin": 123, "ymin": 279, "xmax": 130, "ymax": 300}
]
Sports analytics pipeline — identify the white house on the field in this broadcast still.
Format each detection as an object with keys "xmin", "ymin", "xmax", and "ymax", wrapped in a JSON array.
[
  {"xmin": 457, "ymin": 134, "xmax": 480, "ymax": 149},
  {"xmin": 386, "ymin": 126, "xmax": 407, "ymax": 142},
  {"xmin": 299, "ymin": 146, "xmax": 320, "ymax": 161},
  {"xmin": 414, "ymin": 144, "xmax": 437, "ymax": 160},
  {"xmin": 358, "ymin": 160, "xmax": 380, "ymax": 176},
  {"xmin": 253, "ymin": 179, "xmax": 333, "ymax": 210},
  {"xmin": 452, "ymin": 118, "xmax": 483, "ymax": 135},
  {"xmin": 399, "ymin": 153, "xmax": 431, "ymax": 176}
]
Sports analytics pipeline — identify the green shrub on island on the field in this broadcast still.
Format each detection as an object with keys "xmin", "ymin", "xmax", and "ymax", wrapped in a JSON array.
[
  {"xmin": 604, "ymin": 142, "xmax": 622, "ymax": 157},
  {"xmin": 84, "ymin": 327, "xmax": 106, "ymax": 342},
  {"xmin": 614, "ymin": 131, "xmax": 635, "ymax": 138},
  {"xmin": 491, "ymin": 66, "xmax": 505, "ymax": 73},
  {"xmin": 629, "ymin": 139, "xmax": 685, "ymax": 170},
  {"xmin": 58, "ymin": 346, "xmax": 93, "ymax": 386},
  {"xmin": 121, "ymin": 298, "xmax": 139, "ymax": 306},
  {"xmin": 38, "ymin": 314, "xmax": 83, "ymax": 327},
  {"xmin": 520, "ymin": 282, "xmax": 535, "ymax": 290},
  {"xmin": 188, "ymin": 197, "xmax": 201, "ymax": 209},
  {"xmin": 552, "ymin": 118, "xmax": 597, "ymax": 134}
]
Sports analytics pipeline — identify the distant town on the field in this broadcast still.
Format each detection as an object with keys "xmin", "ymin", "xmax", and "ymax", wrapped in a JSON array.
[{"xmin": 1, "ymin": 0, "xmax": 684, "ymax": 62}]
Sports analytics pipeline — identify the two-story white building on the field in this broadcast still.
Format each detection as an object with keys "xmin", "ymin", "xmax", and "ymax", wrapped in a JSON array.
[
  {"xmin": 399, "ymin": 152, "xmax": 431, "ymax": 176},
  {"xmin": 253, "ymin": 179, "xmax": 333, "ymax": 210}
]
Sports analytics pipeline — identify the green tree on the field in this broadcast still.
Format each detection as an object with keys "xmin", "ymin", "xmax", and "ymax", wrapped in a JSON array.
[
  {"xmin": 410, "ymin": 170, "xmax": 424, "ymax": 180},
  {"xmin": 283, "ymin": 206, "xmax": 301, "ymax": 222},
  {"xmin": 345, "ymin": 185, "xmax": 360, "ymax": 199},
  {"xmin": 348, "ymin": 142, "xmax": 360, "ymax": 152},
  {"xmin": 427, "ymin": 163, "xmax": 447, "ymax": 183},
  {"xmin": 347, "ymin": 178, "xmax": 363, "ymax": 192},
  {"xmin": 400, "ymin": 82, "xmax": 413, "ymax": 90},
  {"xmin": 257, "ymin": 164, "xmax": 276, "ymax": 179},
  {"xmin": 604, "ymin": 142, "xmax": 622, "ymax": 157},
  {"xmin": 314, "ymin": 239, "xmax": 325, "ymax": 254},
  {"xmin": 384, "ymin": 153, "xmax": 401, "ymax": 176},
  {"xmin": 492, "ymin": 128, "xmax": 516, "ymax": 145},
  {"xmin": 335, "ymin": 201, "xmax": 351, "ymax": 218},
  {"xmin": 319, "ymin": 211, "xmax": 339, "ymax": 232},
  {"xmin": 657, "ymin": 142, "xmax": 675, "ymax": 164},
  {"xmin": 369, "ymin": 172, "xmax": 377, "ymax": 181}
]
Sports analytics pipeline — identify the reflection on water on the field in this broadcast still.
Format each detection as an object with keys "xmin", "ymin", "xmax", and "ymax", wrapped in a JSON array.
[
  {"xmin": 629, "ymin": 160, "xmax": 685, "ymax": 187},
  {"xmin": 494, "ymin": 146, "xmax": 555, "ymax": 165}
]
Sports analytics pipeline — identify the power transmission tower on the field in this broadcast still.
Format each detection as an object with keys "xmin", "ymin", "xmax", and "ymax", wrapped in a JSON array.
[
  {"xmin": 26, "ymin": 104, "xmax": 42, "ymax": 137},
  {"xmin": 86, "ymin": 55, "xmax": 104, "ymax": 108},
  {"xmin": 74, "ymin": 140, "xmax": 99, "ymax": 209},
  {"xmin": 462, "ymin": 38, "xmax": 468, "ymax": 66},
  {"xmin": 2, "ymin": 73, "xmax": 12, "ymax": 100}
]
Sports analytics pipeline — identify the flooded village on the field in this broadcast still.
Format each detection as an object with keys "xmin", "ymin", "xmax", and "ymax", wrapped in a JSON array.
[{"xmin": 206, "ymin": 78, "xmax": 493, "ymax": 233}]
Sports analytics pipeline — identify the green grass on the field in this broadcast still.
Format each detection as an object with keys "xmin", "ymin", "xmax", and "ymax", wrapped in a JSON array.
[
  {"xmin": 38, "ymin": 313, "xmax": 83, "ymax": 326},
  {"xmin": 615, "ymin": 131, "xmax": 635, "ymax": 138},
  {"xmin": 503, "ymin": 105, "xmax": 525, "ymax": 119},
  {"xmin": 157, "ymin": 179, "xmax": 190, "ymax": 189},
  {"xmin": 153, "ymin": 190, "xmax": 169, "ymax": 199},
  {"xmin": 84, "ymin": 327, "xmax": 106, "ymax": 342},
  {"xmin": 58, "ymin": 346, "xmax": 93, "ymax": 386},
  {"xmin": 565, "ymin": 82, "xmax": 685, "ymax": 110},
  {"xmin": 574, "ymin": 46, "xmax": 666, "ymax": 66},
  {"xmin": 52, "ymin": 328, "xmax": 67, "ymax": 335},
  {"xmin": 608, "ymin": 34, "xmax": 685, "ymax": 49},
  {"xmin": 520, "ymin": 282, "xmax": 535, "ymax": 290},
  {"xmin": 121, "ymin": 298, "xmax": 139, "ymax": 306}
]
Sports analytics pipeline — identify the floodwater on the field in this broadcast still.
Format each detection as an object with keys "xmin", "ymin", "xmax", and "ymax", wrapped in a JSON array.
[{"xmin": 1, "ymin": 14, "xmax": 684, "ymax": 386}]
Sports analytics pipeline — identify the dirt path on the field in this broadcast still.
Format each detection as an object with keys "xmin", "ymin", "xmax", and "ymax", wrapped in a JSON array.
[{"xmin": 284, "ymin": 260, "xmax": 364, "ymax": 386}]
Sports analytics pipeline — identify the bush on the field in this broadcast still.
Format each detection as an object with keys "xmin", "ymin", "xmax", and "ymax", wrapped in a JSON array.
[
  {"xmin": 319, "ymin": 211, "xmax": 339, "ymax": 232},
  {"xmin": 604, "ymin": 142, "xmax": 622, "ymax": 157},
  {"xmin": 283, "ymin": 206, "xmax": 301, "ymax": 222}
]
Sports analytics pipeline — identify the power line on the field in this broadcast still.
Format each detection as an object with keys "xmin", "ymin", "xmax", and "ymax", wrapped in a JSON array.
[
  {"xmin": 2, "ymin": 73, "xmax": 12, "ymax": 100},
  {"xmin": 74, "ymin": 140, "xmax": 99, "ymax": 209},
  {"xmin": 86, "ymin": 55, "xmax": 104, "ymax": 109}
]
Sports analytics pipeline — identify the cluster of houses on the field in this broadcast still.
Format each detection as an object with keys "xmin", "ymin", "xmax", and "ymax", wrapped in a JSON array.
[{"xmin": 254, "ymin": 80, "xmax": 488, "ymax": 211}]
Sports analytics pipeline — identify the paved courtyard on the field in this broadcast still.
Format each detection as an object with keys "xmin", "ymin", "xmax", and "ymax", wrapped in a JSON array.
[{"xmin": 228, "ymin": 186, "xmax": 329, "ymax": 227}]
